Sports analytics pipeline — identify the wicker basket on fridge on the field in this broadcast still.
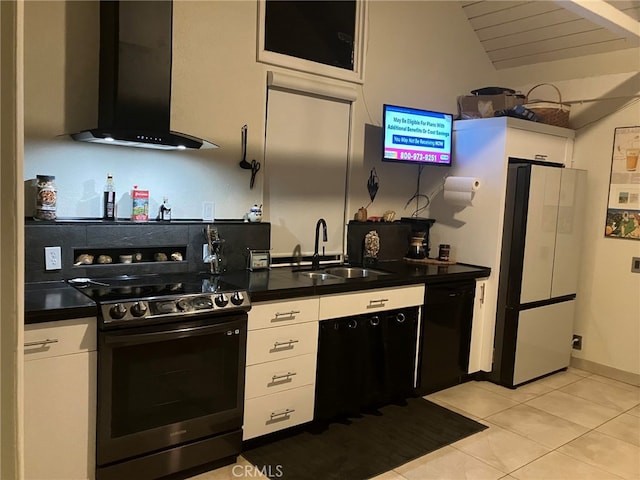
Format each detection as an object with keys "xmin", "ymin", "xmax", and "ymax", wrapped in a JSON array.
[{"xmin": 524, "ymin": 83, "xmax": 571, "ymax": 128}]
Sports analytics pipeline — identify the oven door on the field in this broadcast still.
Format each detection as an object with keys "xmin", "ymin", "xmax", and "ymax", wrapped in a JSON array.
[{"xmin": 96, "ymin": 313, "xmax": 247, "ymax": 467}]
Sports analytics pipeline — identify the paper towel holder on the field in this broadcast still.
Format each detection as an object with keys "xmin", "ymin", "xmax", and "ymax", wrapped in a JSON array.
[{"xmin": 443, "ymin": 176, "xmax": 481, "ymax": 207}]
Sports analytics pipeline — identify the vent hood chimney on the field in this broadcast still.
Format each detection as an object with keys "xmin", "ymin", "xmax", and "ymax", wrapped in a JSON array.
[{"xmin": 71, "ymin": 1, "xmax": 217, "ymax": 150}]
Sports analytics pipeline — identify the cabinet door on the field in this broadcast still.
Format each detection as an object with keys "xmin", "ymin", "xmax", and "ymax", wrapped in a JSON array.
[
  {"xmin": 507, "ymin": 127, "xmax": 572, "ymax": 165},
  {"xmin": 24, "ymin": 351, "xmax": 97, "ymax": 480},
  {"xmin": 468, "ymin": 278, "xmax": 488, "ymax": 374},
  {"xmin": 248, "ymin": 297, "xmax": 319, "ymax": 331},
  {"xmin": 24, "ymin": 317, "xmax": 96, "ymax": 360},
  {"xmin": 243, "ymin": 384, "xmax": 315, "ymax": 440},
  {"xmin": 245, "ymin": 353, "xmax": 317, "ymax": 399},
  {"xmin": 246, "ymin": 322, "xmax": 318, "ymax": 366},
  {"xmin": 318, "ymin": 285, "xmax": 424, "ymax": 319}
]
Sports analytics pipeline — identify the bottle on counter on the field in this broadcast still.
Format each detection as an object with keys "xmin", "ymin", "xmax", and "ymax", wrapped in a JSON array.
[
  {"xmin": 103, "ymin": 174, "xmax": 116, "ymax": 220},
  {"xmin": 34, "ymin": 175, "xmax": 57, "ymax": 221},
  {"xmin": 158, "ymin": 197, "xmax": 172, "ymax": 221}
]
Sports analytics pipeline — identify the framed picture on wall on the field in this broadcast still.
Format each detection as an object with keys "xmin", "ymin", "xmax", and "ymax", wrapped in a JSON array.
[{"xmin": 605, "ymin": 126, "xmax": 640, "ymax": 240}]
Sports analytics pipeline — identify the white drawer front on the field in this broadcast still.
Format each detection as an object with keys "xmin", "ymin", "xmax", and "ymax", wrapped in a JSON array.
[
  {"xmin": 246, "ymin": 322, "xmax": 318, "ymax": 365},
  {"xmin": 318, "ymin": 285, "xmax": 424, "ymax": 320},
  {"xmin": 24, "ymin": 317, "xmax": 97, "ymax": 361},
  {"xmin": 245, "ymin": 353, "xmax": 317, "ymax": 400},
  {"xmin": 248, "ymin": 297, "xmax": 320, "ymax": 331},
  {"xmin": 243, "ymin": 384, "xmax": 315, "ymax": 440}
]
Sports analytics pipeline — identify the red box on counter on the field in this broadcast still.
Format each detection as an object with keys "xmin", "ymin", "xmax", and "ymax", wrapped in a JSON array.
[{"xmin": 131, "ymin": 188, "xmax": 149, "ymax": 222}]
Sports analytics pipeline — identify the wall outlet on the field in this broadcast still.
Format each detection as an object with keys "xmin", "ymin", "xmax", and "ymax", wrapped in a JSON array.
[
  {"xmin": 44, "ymin": 246, "xmax": 62, "ymax": 270},
  {"xmin": 572, "ymin": 334, "xmax": 582, "ymax": 350},
  {"xmin": 632, "ymin": 257, "xmax": 640, "ymax": 273}
]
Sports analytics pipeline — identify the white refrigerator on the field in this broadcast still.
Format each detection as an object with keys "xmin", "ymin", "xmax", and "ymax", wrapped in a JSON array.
[{"xmin": 490, "ymin": 161, "xmax": 586, "ymax": 388}]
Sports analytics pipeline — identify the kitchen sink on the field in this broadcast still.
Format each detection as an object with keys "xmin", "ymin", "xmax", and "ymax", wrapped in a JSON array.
[
  {"xmin": 323, "ymin": 266, "xmax": 390, "ymax": 279},
  {"xmin": 297, "ymin": 271, "xmax": 342, "ymax": 281}
]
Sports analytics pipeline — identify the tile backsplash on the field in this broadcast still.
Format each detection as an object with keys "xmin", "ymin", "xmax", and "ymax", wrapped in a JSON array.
[{"xmin": 25, "ymin": 220, "xmax": 270, "ymax": 283}]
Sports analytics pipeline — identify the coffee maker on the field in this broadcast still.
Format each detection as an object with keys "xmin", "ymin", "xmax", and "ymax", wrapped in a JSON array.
[{"xmin": 400, "ymin": 217, "xmax": 435, "ymax": 259}]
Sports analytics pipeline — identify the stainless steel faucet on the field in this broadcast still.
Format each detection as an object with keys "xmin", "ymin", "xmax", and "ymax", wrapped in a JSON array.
[
  {"xmin": 312, "ymin": 218, "xmax": 328, "ymax": 270},
  {"xmin": 205, "ymin": 225, "xmax": 224, "ymax": 275}
]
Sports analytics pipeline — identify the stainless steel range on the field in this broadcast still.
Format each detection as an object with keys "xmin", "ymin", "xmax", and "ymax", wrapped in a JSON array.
[
  {"xmin": 73, "ymin": 274, "xmax": 251, "ymax": 480},
  {"xmin": 92, "ymin": 276, "xmax": 249, "ymax": 327}
]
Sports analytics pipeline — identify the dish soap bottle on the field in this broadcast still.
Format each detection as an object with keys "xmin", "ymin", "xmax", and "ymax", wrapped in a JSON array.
[
  {"xmin": 158, "ymin": 197, "xmax": 171, "ymax": 221},
  {"xmin": 103, "ymin": 174, "xmax": 116, "ymax": 220}
]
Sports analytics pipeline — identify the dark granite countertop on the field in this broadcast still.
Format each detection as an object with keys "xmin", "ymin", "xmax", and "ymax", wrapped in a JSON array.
[
  {"xmin": 25, "ymin": 281, "xmax": 98, "ymax": 324},
  {"xmin": 25, "ymin": 260, "xmax": 490, "ymax": 324},
  {"xmin": 223, "ymin": 261, "xmax": 490, "ymax": 302}
]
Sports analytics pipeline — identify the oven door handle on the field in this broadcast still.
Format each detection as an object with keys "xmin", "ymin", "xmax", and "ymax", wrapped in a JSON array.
[{"xmin": 102, "ymin": 320, "xmax": 244, "ymax": 346}]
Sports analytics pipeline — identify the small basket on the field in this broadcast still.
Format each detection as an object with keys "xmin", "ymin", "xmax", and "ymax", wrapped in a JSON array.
[{"xmin": 524, "ymin": 83, "xmax": 571, "ymax": 128}]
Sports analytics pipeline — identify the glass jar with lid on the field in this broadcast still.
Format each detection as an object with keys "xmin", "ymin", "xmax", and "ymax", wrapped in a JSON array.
[{"xmin": 34, "ymin": 175, "xmax": 57, "ymax": 221}]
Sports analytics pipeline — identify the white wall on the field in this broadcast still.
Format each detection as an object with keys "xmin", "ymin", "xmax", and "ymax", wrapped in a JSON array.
[{"xmin": 23, "ymin": 1, "xmax": 497, "ymax": 221}]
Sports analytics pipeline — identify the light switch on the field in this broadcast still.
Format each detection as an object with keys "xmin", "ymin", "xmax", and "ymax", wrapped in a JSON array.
[{"xmin": 45, "ymin": 246, "xmax": 62, "ymax": 270}]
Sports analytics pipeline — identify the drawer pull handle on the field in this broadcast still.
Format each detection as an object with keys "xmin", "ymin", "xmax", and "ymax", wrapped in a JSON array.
[
  {"xmin": 273, "ymin": 339, "xmax": 299, "ymax": 348},
  {"xmin": 534, "ymin": 154, "xmax": 548, "ymax": 160},
  {"xmin": 274, "ymin": 310, "xmax": 300, "ymax": 319},
  {"xmin": 272, "ymin": 371, "xmax": 297, "ymax": 381},
  {"xmin": 367, "ymin": 298, "xmax": 389, "ymax": 308},
  {"xmin": 270, "ymin": 408, "xmax": 295, "ymax": 419},
  {"xmin": 24, "ymin": 338, "xmax": 59, "ymax": 347}
]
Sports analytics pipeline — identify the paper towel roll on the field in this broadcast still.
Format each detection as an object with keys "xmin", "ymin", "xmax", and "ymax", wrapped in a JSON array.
[
  {"xmin": 443, "ymin": 176, "xmax": 481, "ymax": 206},
  {"xmin": 444, "ymin": 176, "xmax": 481, "ymax": 192}
]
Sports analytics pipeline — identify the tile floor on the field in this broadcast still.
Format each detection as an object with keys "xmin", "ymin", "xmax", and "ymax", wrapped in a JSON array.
[{"xmin": 191, "ymin": 368, "xmax": 640, "ymax": 480}]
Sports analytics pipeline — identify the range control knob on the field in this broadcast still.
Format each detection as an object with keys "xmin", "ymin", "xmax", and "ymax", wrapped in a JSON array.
[
  {"xmin": 109, "ymin": 303, "xmax": 127, "ymax": 320},
  {"xmin": 130, "ymin": 302, "xmax": 148, "ymax": 317},
  {"xmin": 215, "ymin": 293, "xmax": 229, "ymax": 307},
  {"xmin": 230, "ymin": 291, "xmax": 244, "ymax": 306}
]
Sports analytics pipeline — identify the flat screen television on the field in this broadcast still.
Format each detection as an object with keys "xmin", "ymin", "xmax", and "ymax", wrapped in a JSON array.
[{"xmin": 382, "ymin": 104, "xmax": 453, "ymax": 166}]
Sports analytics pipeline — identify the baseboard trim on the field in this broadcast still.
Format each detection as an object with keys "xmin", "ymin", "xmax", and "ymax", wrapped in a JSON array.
[{"xmin": 570, "ymin": 357, "xmax": 639, "ymax": 387}]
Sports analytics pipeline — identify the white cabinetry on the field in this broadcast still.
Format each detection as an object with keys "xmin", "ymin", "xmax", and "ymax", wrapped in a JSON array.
[
  {"xmin": 243, "ymin": 297, "xmax": 320, "ymax": 440},
  {"xmin": 24, "ymin": 317, "xmax": 97, "ymax": 480},
  {"xmin": 429, "ymin": 117, "xmax": 575, "ymax": 373},
  {"xmin": 469, "ymin": 277, "xmax": 488, "ymax": 374},
  {"xmin": 318, "ymin": 284, "xmax": 424, "ymax": 320}
]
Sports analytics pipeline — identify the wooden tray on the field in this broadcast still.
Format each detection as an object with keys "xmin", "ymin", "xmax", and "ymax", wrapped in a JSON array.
[{"xmin": 403, "ymin": 257, "xmax": 456, "ymax": 266}]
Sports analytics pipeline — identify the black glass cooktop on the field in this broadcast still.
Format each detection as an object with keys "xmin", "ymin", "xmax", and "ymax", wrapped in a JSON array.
[{"xmin": 70, "ymin": 274, "xmax": 243, "ymax": 303}]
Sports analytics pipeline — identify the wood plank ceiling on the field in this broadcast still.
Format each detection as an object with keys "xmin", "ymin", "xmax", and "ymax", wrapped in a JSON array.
[{"xmin": 461, "ymin": 0, "xmax": 640, "ymax": 69}]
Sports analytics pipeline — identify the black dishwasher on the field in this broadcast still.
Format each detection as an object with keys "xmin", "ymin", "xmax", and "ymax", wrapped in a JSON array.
[
  {"xmin": 315, "ymin": 307, "xmax": 419, "ymax": 421},
  {"xmin": 416, "ymin": 281, "xmax": 475, "ymax": 395}
]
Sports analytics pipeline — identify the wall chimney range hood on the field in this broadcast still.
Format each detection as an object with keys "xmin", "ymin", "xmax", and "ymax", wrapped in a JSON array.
[{"xmin": 71, "ymin": 1, "xmax": 217, "ymax": 151}]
